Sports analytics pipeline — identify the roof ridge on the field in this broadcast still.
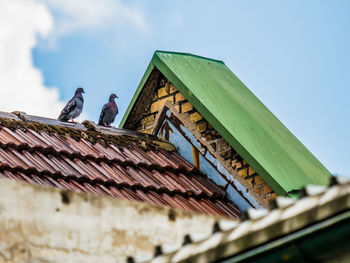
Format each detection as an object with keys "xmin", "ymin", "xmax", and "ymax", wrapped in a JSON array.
[
  {"xmin": 0, "ymin": 111, "xmax": 175, "ymax": 152},
  {"xmin": 154, "ymin": 50, "xmax": 225, "ymax": 64}
]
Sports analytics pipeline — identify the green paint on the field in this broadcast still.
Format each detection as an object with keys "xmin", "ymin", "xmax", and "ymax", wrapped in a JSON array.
[{"xmin": 121, "ymin": 51, "xmax": 331, "ymax": 194}]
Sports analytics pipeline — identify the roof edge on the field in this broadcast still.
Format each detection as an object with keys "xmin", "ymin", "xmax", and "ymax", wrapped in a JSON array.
[{"xmin": 144, "ymin": 181, "xmax": 350, "ymax": 263}]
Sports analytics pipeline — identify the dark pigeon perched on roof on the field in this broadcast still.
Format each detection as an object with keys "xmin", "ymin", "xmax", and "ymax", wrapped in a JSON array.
[
  {"xmin": 58, "ymin": 87, "xmax": 85, "ymax": 123},
  {"xmin": 98, "ymin": 93, "xmax": 118, "ymax": 126}
]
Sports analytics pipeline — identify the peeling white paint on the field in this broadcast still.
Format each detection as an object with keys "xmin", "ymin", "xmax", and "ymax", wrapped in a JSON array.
[{"xmin": 0, "ymin": 178, "xmax": 222, "ymax": 263}]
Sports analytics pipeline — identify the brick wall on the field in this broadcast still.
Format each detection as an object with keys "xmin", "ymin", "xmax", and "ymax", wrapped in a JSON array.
[{"xmin": 134, "ymin": 74, "xmax": 277, "ymax": 207}]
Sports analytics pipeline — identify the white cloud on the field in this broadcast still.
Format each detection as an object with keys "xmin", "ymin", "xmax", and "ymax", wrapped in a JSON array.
[
  {"xmin": 0, "ymin": 0, "xmax": 64, "ymax": 118},
  {"xmin": 0, "ymin": 0, "xmax": 148, "ymax": 119},
  {"xmin": 39, "ymin": 0, "xmax": 149, "ymax": 46}
]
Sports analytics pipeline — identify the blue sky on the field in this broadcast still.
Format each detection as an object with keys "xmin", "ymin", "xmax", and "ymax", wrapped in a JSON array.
[{"xmin": 2, "ymin": 0, "xmax": 349, "ymax": 176}]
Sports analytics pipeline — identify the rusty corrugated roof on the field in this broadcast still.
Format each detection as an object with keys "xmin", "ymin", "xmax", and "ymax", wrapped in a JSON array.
[{"xmin": 0, "ymin": 111, "xmax": 239, "ymax": 218}]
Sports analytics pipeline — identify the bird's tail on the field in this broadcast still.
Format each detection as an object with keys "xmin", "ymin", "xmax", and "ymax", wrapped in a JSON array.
[{"xmin": 58, "ymin": 115, "xmax": 69, "ymax": 122}]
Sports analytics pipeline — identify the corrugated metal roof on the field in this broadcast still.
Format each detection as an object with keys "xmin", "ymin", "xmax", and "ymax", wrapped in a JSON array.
[
  {"xmin": 140, "ymin": 177, "xmax": 350, "ymax": 263},
  {"xmin": 120, "ymin": 51, "xmax": 331, "ymax": 195},
  {"xmin": 0, "ymin": 112, "xmax": 239, "ymax": 218}
]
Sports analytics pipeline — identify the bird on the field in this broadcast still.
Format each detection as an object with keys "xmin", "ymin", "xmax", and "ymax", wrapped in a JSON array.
[
  {"xmin": 98, "ymin": 93, "xmax": 118, "ymax": 127},
  {"xmin": 58, "ymin": 87, "xmax": 85, "ymax": 123}
]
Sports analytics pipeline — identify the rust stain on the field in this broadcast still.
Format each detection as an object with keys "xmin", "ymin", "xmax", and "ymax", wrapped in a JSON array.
[{"xmin": 192, "ymin": 146, "xmax": 200, "ymax": 169}]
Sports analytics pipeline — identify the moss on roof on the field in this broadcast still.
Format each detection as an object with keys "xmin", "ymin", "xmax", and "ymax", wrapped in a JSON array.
[{"xmin": 0, "ymin": 114, "xmax": 175, "ymax": 152}]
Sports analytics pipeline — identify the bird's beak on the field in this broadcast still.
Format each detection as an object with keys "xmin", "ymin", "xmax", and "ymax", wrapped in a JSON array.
[{"xmin": 116, "ymin": 95, "xmax": 119, "ymax": 98}]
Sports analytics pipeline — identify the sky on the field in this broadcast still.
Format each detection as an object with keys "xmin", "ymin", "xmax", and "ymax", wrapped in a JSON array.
[{"xmin": 0, "ymin": 0, "xmax": 349, "ymax": 176}]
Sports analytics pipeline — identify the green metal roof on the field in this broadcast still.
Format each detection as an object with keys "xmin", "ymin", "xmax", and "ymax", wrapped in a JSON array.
[{"xmin": 120, "ymin": 51, "xmax": 331, "ymax": 195}]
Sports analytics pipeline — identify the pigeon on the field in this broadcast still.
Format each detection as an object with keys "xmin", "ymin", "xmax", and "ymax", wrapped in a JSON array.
[
  {"xmin": 58, "ymin": 87, "xmax": 85, "ymax": 123},
  {"xmin": 98, "ymin": 93, "xmax": 118, "ymax": 126}
]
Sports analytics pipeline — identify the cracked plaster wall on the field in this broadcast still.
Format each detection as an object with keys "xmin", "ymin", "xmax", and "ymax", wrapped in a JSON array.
[{"xmin": 0, "ymin": 178, "xmax": 221, "ymax": 263}]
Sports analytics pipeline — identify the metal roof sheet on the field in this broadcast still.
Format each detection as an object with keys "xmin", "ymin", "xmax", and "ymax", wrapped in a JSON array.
[
  {"xmin": 121, "ymin": 51, "xmax": 331, "ymax": 195},
  {"xmin": 141, "ymin": 178, "xmax": 350, "ymax": 263}
]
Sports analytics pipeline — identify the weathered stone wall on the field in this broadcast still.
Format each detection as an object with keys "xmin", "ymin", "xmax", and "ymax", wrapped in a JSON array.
[
  {"xmin": 0, "ymin": 178, "xmax": 221, "ymax": 263},
  {"xmin": 134, "ymin": 74, "xmax": 277, "ymax": 207}
]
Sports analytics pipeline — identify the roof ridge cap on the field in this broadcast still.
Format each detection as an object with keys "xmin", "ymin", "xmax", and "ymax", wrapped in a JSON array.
[
  {"xmin": 0, "ymin": 111, "xmax": 175, "ymax": 152},
  {"xmin": 154, "ymin": 50, "xmax": 225, "ymax": 64}
]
